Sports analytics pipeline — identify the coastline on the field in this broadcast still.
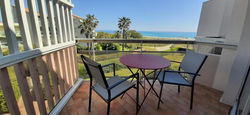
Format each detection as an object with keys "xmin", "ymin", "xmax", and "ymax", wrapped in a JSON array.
[
  {"xmin": 142, "ymin": 36, "xmax": 194, "ymax": 40},
  {"xmin": 96, "ymin": 30, "xmax": 196, "ymax": 39}
]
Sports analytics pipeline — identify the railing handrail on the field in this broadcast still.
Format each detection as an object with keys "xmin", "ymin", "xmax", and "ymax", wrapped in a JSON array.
[
  {"xmin": 75, "ymin": 38, "xmax": 195, "ymax": 44},
  {"xmin": 75, "ymin": 38, "xmax": 238, "ymax": 49}
]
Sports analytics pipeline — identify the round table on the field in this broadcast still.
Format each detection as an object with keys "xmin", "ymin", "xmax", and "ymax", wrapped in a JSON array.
[
  {"xmin": 120, "ymin": 54, "xmax": 170, "ymax": 70},
  {"xmin": 120, "ymin": 54, "xmax": 170, "ymax": 110}
]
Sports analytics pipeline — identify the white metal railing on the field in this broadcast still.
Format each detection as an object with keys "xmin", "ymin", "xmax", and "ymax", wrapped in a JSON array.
[
  {"xmin": 76, "ymin": 38, "xmax": 238, "ymax": 64},
  {"xmin": 76, "ymin": 38, "xmax": 196, "ymax": 44},
  {"xmin": 76, "ymin": 38, "xmax": 238, "ymax": 49}
]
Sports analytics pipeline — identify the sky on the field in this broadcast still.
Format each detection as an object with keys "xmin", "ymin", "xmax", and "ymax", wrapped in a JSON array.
[
  {"xmin": 0, "ymin": 0, "xmax": 207, "ymax": 32},
  {"xmin": 72, "ymin": 0, "xmax": 208, "ymax": 32}
]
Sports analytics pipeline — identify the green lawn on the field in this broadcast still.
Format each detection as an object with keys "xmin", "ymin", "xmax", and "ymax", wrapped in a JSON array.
[{"xmin": 77, "ymin": 44, "xmax": 188, "ymax": 78}]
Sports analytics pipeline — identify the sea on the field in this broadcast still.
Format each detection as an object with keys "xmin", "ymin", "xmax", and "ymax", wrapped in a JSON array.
[{"xmin": 96, "ymin": 30, "xmax": 196, "ymax": 39}]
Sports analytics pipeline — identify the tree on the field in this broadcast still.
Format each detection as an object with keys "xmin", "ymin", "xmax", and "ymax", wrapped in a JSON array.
[
  {"xmin": 118, "ymin": 17, "xmax": 131, "ymax": 39},
  {"xmin": 78, "ymin": 14, "xmax": 99, "ymax": 60},
  {"xmin": 78, "ymin": 14, "xmax": 99, "ymax": 38},
  {"xmin": 118, "ymin": 17, "xmax": 131, "ymax": 50},
  {"xmin": 128, "ymin": 30, "xmax": 143, "ymax": 38},
  {"xmin": 96, "ymin": 32, "xmax": 113, "ymax": 38},
  {"xmin": 114, "ymin": 30, "xmax": 122, "ymax": 38}
]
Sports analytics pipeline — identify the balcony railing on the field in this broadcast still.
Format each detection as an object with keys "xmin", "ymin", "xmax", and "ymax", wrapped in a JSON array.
[
  {"xmin": 0, "ymin": 35, "xmax": 238, "ymax": 114},
  {"xmin": 75, "ymin": 38, "xmax": 237, "ymax": 80},
  {"xmin": 0, "ymin": 0, "xmax": 80, "ymax": 115}
]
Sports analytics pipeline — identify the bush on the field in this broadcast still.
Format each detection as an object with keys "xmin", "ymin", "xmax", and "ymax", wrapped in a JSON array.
[
  {"xmin": 96, "ymin": 32, "xmax": 114, "ymax": 38},
  {"xmin": 113, "ymin": 43, "xmax": 122, "ymax": 51},
  {"xmin": 76, "ymin": 44, "xmax": 88, "ymax": 51},
  {"xmin": 128, "ymin": 30, "xmax": 143, "ymax": 38},
  {"xmin": 99, "ymin": 43, "xmax": 122, "ymax": 50},
  {"xmin": 96, "ymin": 44, "xmax": 103, "ymax": 51},
  {"xmin": 2, "ymin": 48, "xmax": 9, "ymax": 56}
]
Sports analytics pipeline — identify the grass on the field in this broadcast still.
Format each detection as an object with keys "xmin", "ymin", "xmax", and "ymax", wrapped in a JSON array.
[{"xmin": 78, "ymin": 44, "xmax": 188, "ymax": 78}]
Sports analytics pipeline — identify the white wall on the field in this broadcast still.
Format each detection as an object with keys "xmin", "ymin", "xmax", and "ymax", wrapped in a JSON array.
[
  {"xmin": 213, "ymin": 0, "xmax": 248, "ymax": 92},
  {"xmin": 195, "ymin": 0, "xmax": 249, "ymax": 94},
  {"xmin": 195, "ymin": 0, "xmax": 236, "ymax": 90},
  {"xmin": 221, "ymin": 0, "xmax": 250, "ymax": 105},
  {"xmin": 74, "ymin": 17, "xmax": 86, "ymax": 38},
  {"xmin": 196, "ymin": 0, "xmax": 226, "ymax": 37}
]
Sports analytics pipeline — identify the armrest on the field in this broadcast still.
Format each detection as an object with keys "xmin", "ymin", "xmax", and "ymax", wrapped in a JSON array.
[
  {"xmin": 164, "ymin": 70, "xmax": 200, "ymax": 76},
  {"xmin": 102, "ymin": 63, "xmax": 115, "ymax": 68},
  {"xmin": 102, "ymin": 63, "xmax": 116, "ymax": 76},
  {"xmin": 107, "ymin": 73, "xmax": 139, "ymax": 90}
]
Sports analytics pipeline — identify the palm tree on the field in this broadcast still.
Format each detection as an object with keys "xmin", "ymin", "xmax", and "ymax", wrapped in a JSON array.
[
  {"xmin": 118, "ymin": 17, "xmax": 131, "ymax": 50},
  {"xmin": 118, "ymin": 17, "xmax": 131, "ymax": 39},
  {"xmin": 78, "ymin": 14, "xmax": 99, "ymax": 38},
  {"xmin": 78, "ymin": 14, "xmax": 98, "ymax": 60}
]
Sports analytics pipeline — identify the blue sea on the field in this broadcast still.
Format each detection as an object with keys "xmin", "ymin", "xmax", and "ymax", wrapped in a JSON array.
[{"xmin": 96, "ymin": 30, "xmax": 196, "ymax": 39}]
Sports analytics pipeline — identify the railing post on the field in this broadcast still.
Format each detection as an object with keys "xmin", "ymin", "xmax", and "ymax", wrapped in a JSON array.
[
  {"xmin": 140, "ymin": 41, "xmax": 143, "ymax": 54},
  {"xmin": 47, "ymin": 0, "xmax": 58, "ymax": 45},
  {"xmin": 38, "ymin": 0, "xmax": 51, "ymax": 46},
  {"xmin": 0, "ymin": 41, "xmax": 2, "ymax": 57},
  {"xmin": 106, "ymin": 44, "xmax": 108, "ymax": 62},
  {"xmin": 0, "ymin": 68, "xmax": 20, "ymax": 115},
  {"xmin": 15, "ymin": 0, "xmax": 33, "ymax": 50},
  {"xmin": 92, "ymin": 41, "xmax": 96, "ymax": 61},
  {"xmin": 60, "ymin": 4, "xmax": 68, "ymax": 42},
  {"xmin": 54, "ymin": 1, "xmax": 63, "ymax": 43},
  {"xmin": 27, "ymin": 0, "xmax": 43, "ymax": 48},
  {"xmin": 65, "ymin": 6, "xmax": 72, "ymax": 42},
  {"xmin": 186, "ymin": 42, "xmax": 189, "ymax": 52},
  {"xmin": 69, "ymin": 8, "xmax": 75, "ymax": 41},
  {"xmin": 92, "ymin": 37, "xmax": 96, "ymax": 61},
  {"xmin": 0, "ymin": 0, "xmax": 19, "ymax": 54}
]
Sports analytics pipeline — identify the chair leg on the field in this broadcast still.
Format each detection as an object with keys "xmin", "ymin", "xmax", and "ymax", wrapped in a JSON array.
[
  {"xmin": 136, "ymin": 75, "xmax": 139, "ymax": 112},
  {"xmin": 88, "ymin": 87, "xmax": 92, "ymax": 112},
  {"xmin": 190, "ymin": 86, "xmax": 194, "ymax": 110},
  {"xmin": 178, "ymin": 85, "xmax": 180, "ymax": 93},
  {"xmin": 157, "ymin": 82, "xmax": 164, "ymax": 109},
  {"xmin": 107, "ymin": 102, "xmax": 110, "ymax": 115}
]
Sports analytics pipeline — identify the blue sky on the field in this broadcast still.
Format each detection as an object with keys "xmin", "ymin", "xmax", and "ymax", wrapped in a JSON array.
[
  {"xmin": 0, "ymin": 0, "xmax": 207, "ymax": 32},
  {"xmin": 72, "ymin": 0, "xmax": 208, "ymax": 32}
]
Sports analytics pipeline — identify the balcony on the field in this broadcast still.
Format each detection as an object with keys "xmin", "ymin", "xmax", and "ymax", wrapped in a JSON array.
[
  {"xmin": 0, "ymin": 34, "xmax": 235, "ymax": 115},
  {"xmin": 0, "ymin": 0, "xmax": 250, "ymax": 114},
  {"xmin": 59, "ymin": 38, "xmax": 233, "ymax": 114}
]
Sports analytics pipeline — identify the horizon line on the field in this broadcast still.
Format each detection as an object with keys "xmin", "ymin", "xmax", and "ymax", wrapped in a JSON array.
[{"xmin": 96, "ymin": 29, "xmax": 196, "ymax": 33}]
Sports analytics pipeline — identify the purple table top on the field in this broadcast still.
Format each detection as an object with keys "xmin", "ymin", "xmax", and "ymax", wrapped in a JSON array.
[{"xmin": 120, "ymin": 54, "xmax": 170, "ymax": 70}]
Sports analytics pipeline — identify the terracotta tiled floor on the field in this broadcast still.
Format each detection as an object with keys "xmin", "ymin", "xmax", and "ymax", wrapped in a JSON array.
[{"xmin": 60, "ymin": 81, "xmax": 231, "ymax": 115}]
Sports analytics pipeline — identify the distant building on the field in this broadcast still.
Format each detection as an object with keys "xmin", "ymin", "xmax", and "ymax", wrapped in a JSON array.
[{"xmin": 0, "ymin": 5, "xmax": 86, "ymax": 38}]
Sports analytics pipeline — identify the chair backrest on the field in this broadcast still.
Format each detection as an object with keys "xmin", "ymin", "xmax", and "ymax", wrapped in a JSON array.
[
  {"xmin": 180, "ymin": 51, "xmax": 208, "ymax": 75},
  {"xmin": 81, "ymin": 55, "xmax": 108, "ymax": 88}
]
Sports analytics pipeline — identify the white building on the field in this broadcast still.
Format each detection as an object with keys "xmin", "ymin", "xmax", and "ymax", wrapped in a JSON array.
[
  {"xmin": 0, "ymin": 5, "xmax": 85, "ymax": 39},
  {"xmin": 195, "ymin": 0, "xmax": 250, "ymax": 113}
]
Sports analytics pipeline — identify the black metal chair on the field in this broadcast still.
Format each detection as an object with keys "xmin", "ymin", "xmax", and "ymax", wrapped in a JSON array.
[
  {"xmin": 81, "ymin": 55, "xmax": 139, "ymax": 115},
  {"xmin": 157, "ymin": 51, "xmax": 208, "ymax": 110}
]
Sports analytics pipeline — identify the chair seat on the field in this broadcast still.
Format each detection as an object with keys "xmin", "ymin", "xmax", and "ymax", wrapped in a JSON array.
[
  {"xmin": 157, "ymin": 71, "xmax": 191, "ymax": 86},
  {"xmin": 93, "ymin": 76, "xmax": 135, "ymax": 101}
]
